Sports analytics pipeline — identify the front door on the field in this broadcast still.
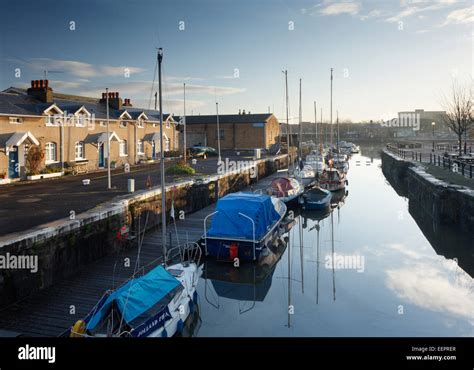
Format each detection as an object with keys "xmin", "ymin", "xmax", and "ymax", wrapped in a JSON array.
[
  {"xmin": 152, "ymin": 141, "xmax": 156, "ymax": 159},
  {"xmin": 98, "ymin": 142, "xmax": 105, "ymax": 167},
  {"xmin": 8, "ymin": 146, "xmax": 19, "ymax": 179}
]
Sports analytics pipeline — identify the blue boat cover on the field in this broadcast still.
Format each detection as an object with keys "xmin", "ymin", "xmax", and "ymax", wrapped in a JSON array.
[
  {"xmin": 86, "ymin": 265, "xmax": 181, "ymax": 331},
  {"xmin": 207, "ymin": 192, "xmax": 280, "ymax": 240}
]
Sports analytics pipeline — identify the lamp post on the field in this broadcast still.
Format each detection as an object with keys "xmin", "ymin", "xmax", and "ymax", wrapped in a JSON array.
[
  {"xmin": 106, "ymin": 87, "xmax": 111, "ymax": 189},
  {"xmin": 432, "ymin": 121, "xmax": 435, "ymax": 152}
]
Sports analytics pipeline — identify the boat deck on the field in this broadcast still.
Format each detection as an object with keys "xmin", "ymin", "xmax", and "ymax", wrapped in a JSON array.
[{"xmin": 0, "ymin": 171, "xmax": 286, "ymax": 336}]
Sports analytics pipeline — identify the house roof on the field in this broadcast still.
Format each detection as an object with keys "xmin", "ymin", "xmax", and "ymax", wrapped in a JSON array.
[
  {"xmin": 182, "ymin": 113, "xmax": 274, "ymax": 125},
  {"xmin": 0, "ymin": 88, "xmax": 172, "ymax": 122}
]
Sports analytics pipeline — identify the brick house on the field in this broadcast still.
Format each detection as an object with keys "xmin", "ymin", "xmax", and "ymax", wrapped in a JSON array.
[
  {"xmin": 0, "ymin": 80, "xmax": 179, "ymax": 180},
  {"xmin": 183, "ymin": 112, "xmax": 280, "ymax": 151}
]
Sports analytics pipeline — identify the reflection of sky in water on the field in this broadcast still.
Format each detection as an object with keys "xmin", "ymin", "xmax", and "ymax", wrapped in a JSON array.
[{"xmin": 196, "ymin": 147, "xmax": 474, "ymax": 337}]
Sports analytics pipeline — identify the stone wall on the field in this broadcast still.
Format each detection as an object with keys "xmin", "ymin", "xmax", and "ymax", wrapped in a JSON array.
[{"xmin": 0, "ymin": 155, "xmax": 287, "ymax": 308}]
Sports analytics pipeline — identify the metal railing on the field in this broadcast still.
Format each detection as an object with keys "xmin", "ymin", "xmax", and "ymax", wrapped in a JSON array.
[{"xmin": 386, "ymin": 144, "xmax": 473, "ymax": 179}]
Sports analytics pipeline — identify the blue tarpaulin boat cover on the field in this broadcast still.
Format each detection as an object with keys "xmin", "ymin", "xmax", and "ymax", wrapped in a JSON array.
[
  {"xmin": 86, "ymin": 265, "xmax": 181, "ymax": 331},
  {"xmin": 207, "ymin": 192, "xmax": 280, "ymax": 240}
]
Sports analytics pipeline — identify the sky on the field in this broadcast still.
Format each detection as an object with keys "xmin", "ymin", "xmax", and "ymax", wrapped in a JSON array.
[{"xmin": 0, "ymin": 0, "xmax": 472, "ymax": 123}]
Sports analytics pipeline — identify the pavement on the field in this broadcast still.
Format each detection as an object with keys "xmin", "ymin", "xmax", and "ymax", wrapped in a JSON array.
[{"xmin": 0, "ymin": 153, "xmax": 271, "ymax": 236}]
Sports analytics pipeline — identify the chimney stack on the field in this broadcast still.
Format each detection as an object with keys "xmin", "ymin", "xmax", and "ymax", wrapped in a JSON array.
[
  {"xmin": 27, "ymin": 79, "xmax": 53, "ymax": 103},
  {"xmin": 123, "ymin": 98, "xmax": 132, "ymax": 107},
  {"xmin": 100, "ymin": 91, "xmax": 122, "ymax": 110}
]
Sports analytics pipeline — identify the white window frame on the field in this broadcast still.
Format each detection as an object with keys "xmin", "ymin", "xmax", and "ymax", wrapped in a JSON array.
[
  {"xmin": 75, "ymin": 114, "xmax": 87, "ymax": 127},
  {"xmin": 9, "ymin": 116, "xmax": 23, "ymax": 125},
  {"xmin": 137, "ymin": 119, "xmax": 144, "ymax": 128},
  {"xmin": 165, "ymin": 137, "xmax": 170, "ymax": 151},
  {"xmin": 100, "ymin": 121, "xmax": 106, "ymax": 127},
  {"xmin": 45, "ymin": 142, "xmax": 57, "ymax": 164},
  {"xmin": 166, "ymin": 119, "xmax": 171, "ymax": 129},
  {"xmin": 119, "ymin": 120, "xmax": 127, "ymax": 128},
  {"xmin": 120, "ymin": 140, "xmax": 128, "ymax": 156},
  {"xmin": 137, "ymin": 140, "xmax": 144, "ymax": 154},
  {"xmin": 75, "ymin": 141, "xmax": 85, "ymax": 160},
  {"xmin": 45, "ymin": 115, "xmax": 58, "ymax": 126}
]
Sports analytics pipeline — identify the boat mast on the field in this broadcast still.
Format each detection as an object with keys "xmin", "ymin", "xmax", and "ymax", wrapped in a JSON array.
[
  {"xmin": 298, "ymin": 78, "xmax": 302, "ymax": 160},
  {"xmin": 284, "ymin": 70, "xmax": 291, "ymax": 171},
  {"xmin": 336, "ymin": 110, "xmax": 339, "ymax": 153},
  {"xmin": 330, "ymin": 68, "xmax": 333, "ymax": 146},
  {"xmin": 314, "ymin": 101, "xmax": 317, "ymax": 150},
  {"xmin": 320, "ymin": 108, "xmax": 323, "ymax": 153},
  {"xmin": 183, "ymin": 83, "xmax": 187, "ymax": 162},
  {"xmin": 158, "ymin": 48, "xmax": 166, "ymax": 261}
]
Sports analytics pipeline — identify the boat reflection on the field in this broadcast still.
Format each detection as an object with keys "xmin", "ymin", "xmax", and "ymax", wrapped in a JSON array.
[{"xmin": 203, "ymin": 238, "xmax": 287, "ymax": 314}]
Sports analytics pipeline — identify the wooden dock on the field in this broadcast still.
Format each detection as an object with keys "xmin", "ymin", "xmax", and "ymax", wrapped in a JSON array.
[{"xmin": 0, "ymin": 171, "xmax": 285, "ymax": 336}]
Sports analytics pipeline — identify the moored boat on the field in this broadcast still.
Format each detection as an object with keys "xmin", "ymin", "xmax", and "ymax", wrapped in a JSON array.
[
  {"xmin": 268, "ymin": 176, "xmax": 304, "ymax": 204},
  {"xmin": 203, "ymin": 192, "xmax": 287, "ymax": 262},
  {"xmin": 69, "ymin": 251, "xmax": 202, "ymax": 338},
  {"xmin": 319, "ymin": 167, "xmax": 347, "ymax": 192},
  {"xmin": 298, "ymin": 186, "xmax": 332, "ymax": 210}
]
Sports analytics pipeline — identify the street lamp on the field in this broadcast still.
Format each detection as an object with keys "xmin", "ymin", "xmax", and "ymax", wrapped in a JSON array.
[{"xmin": 431, "ymin": 121, "xmax": 435, "ymax": 152}]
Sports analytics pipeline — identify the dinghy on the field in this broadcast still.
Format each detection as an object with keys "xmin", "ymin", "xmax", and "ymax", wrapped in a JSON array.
[
  {"xmin": 268, "ymin": 177, "xmax": 304, "ymax": 204},
  {"xmin": 298, "ymin": 186, "xmax": 332, "ymax": 210}
]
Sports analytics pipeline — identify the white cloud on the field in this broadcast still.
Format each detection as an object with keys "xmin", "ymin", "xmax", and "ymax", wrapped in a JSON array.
[
  {"xmin": 18, "ymin": 58, "xmax": 145, "ymax": 78},
  {"xmin": 386, "ymin": 261, "xmax": 474, "ymax": 322},
  {"xmin": 319, "ymin": 2, "xmax": 361, "ymax": 16},
  {"xmin": 441, "ymin": 5, "xmax": 474, "ymax": 26},
  {"xmin": 386, "ymin": 0, "xmax": 460, "ymax": 22}
]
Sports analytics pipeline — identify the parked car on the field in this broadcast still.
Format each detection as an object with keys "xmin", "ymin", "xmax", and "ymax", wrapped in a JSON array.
[{"xmin": 189, "ymin": 145, "xmax": 218, "ymax": 157}]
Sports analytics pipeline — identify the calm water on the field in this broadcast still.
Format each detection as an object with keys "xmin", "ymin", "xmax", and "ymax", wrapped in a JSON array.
[{"xmin": 195, "ymin": 146, "xmax": 474, "ymax": 337}]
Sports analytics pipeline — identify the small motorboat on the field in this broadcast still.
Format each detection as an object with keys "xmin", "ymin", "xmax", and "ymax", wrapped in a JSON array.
[
  {"xmin": 69, "ymin": 252, "xmax": 202, "ymax": 338},
  {"xmin": 268, "ymin": 176, "xmax": 304, "ymax": 204},
  {"xmin": 298, "ymin": 186, "xmax": 332, "ymax": 210},
  {"xmin": 319, "ymin": 167, "xmax": 347, "ymax": 192},
  {"xmin": 203, "ymin": 192, "xmax": 287, "ymax": 262}
]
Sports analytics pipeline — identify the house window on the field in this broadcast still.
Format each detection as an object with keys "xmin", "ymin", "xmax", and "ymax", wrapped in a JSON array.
[
  {"xmin": 216, "ymin": 128, "xmax": 224, "ymax": 140},
  {"xmin": 75, "ymin": 141, "xmax": 85, "ymax": 160},
  {"xmin": 100, "ymin": 121, "xmax": 106, "ymax": 127},
  {"xmin": 45, "ymin": 142, "xmax": 57, "ymax": 163},
  {"xmin": 137, "ymin": 140, "xmax": 144, "ymax": 154},
  {"xmin": 45, "ymin": 115, "xmax": 57, "ymax": 126},
  {"xmin": 9, "ymin": 117, "xmax": 23, "ymax": 124},
  {"xmin": 120, "ymin": 120, "xmax": 127, "ymax": 128},
  {"xmin": 120, "ymin": 140, "xmax": 128, "ymax": 156},
  {"xmin": 137, "ymin": 119, "xmax": 144, "ymax": 128},
  {"xmin": 165, "ymin": 137, "xmax": 170, "ymax": 151},
  {"xmin": 76, "ymin": 114, "xmax": 86, "ymax": 127},
  {"xmin": 166, "ymin": 120, "xmax": 170, "ymax": 129}
]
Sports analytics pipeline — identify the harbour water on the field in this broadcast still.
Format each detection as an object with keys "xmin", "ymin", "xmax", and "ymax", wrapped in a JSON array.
[{"xmin": 195, "ymin": 145, "xmax": 474, "ymax": 337}]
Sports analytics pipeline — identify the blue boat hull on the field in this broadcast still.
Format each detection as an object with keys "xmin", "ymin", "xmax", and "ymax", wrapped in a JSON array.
[{"xmin": 205, "ymin": 226, "xmax": 280, "ymax": 262}]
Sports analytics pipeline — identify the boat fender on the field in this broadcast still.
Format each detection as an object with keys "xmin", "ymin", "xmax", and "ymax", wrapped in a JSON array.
[
  {"xmin": 176, "ymin": 319, "xmax": 184, "ymax": 334},
  {"xmin": 192, "ymin": 290, "xmax": 198, "ymax": 304},
  {"xmin": 229, "ymin": 242, "xmax": 239, "ymax": 261},
  {"xmin": 70, "ymin": 320, "xmax": 86, "ymax": 338},
  {"xmin": 189, "ymin": 298, "xmax": 195, "ymax": 314},
  {"xmin": 345, "ymin": 180, "xmax": 349, "ymax": 185},
  {"xmin": 161, "ymin": 327, "xmax": 168, "ymax": 338}
]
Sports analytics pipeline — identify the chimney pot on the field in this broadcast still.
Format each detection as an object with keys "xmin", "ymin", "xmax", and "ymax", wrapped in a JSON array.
[{"xmin": 45, "ymin": 80, "xmax": 49, "ymax": 88}]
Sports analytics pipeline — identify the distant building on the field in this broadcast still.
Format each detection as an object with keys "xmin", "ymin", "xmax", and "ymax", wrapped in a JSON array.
[
  {"xmin": 0, "ymin": 80, "xmax": 178, "ymax": 180},
  {"xmin": 393, "ymin": 109, "xmax": 450, "ymax": 138},
  {"xmin": 183, "ymin": 112, "xmax": 279, "ymax": 150}
]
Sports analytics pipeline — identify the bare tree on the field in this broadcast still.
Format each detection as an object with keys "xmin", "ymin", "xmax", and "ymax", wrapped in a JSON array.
[{"xmin": 442, "ymin": 81, "xmax": 473, "ymax": 156}]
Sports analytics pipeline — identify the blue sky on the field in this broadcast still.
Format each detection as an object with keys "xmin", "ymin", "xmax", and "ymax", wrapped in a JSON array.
[{"xmin": 0, "ymin": 0, "xmax": 472, "ymax": 122}]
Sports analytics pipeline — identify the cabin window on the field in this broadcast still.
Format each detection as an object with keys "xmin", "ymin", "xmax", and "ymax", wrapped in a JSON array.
[{"xmin": 45, "ymin": 142, "xmax": 57, "ymax": 163}]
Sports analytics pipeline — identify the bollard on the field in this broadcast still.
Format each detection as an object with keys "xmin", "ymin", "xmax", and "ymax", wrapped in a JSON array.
[{"xmin": 128, "ymin": 178, "xmax": 135, "ymax": 193}]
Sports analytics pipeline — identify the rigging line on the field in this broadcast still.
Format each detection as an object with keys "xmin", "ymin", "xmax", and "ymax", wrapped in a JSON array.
[{"xmin": 148, "ymin": 59, "xmax": 158, "ymax": 110}]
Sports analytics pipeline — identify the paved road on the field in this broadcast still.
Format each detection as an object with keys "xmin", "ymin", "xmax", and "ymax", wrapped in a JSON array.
[{"xmin": 0, "ymin": 153, "xmax": 274, "ymax": 236}]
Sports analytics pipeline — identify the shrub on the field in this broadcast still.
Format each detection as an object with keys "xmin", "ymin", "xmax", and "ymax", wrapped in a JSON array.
[
  {"xmin": 165, "ymin": 160, "xmax": 195, "ymax": 175},
  {"xmin": 26, "ymin": 145, "xmax": 45, "ymax": 175}
]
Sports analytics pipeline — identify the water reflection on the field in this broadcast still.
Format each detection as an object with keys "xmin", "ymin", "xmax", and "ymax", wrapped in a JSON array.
[{"xmin": 196, "ymin": 145, "xmax": 473, "ymax": 336}]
